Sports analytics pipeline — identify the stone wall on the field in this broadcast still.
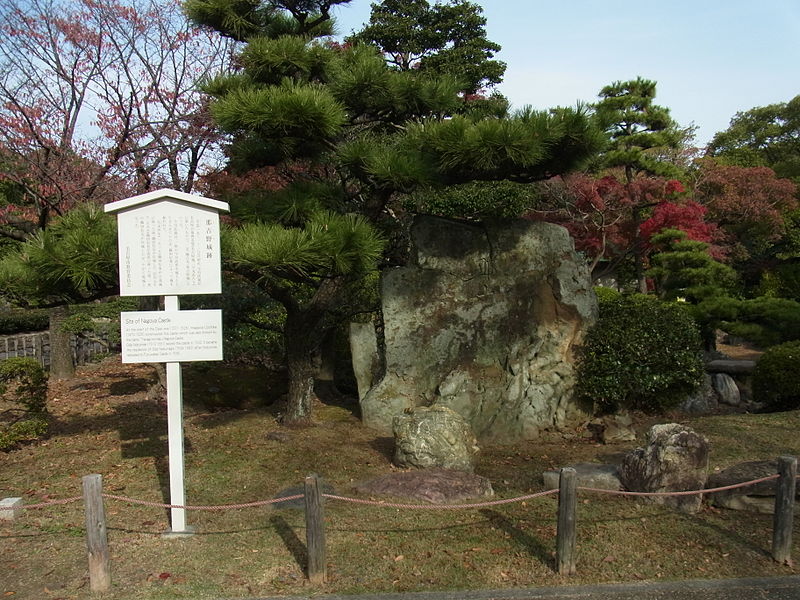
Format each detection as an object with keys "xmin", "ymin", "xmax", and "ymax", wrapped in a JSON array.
[{"xmin": 353, "ymin": 216, "xmax": 598, "ymax": 443}]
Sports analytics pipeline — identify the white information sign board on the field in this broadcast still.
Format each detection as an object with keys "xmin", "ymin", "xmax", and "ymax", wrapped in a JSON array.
[
  {"xmin": 121, "ymin": 310, "xmax": 223, "ymax": 363},
  {"xmin": 105, "ymin": 190, "xmax": 229, "ymax": 536},
  {"xmin": 116, "ymin": 201, "xmax": 222, "ymax": 296}
]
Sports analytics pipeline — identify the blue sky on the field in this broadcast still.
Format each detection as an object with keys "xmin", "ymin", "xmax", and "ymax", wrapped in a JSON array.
[{"xmin": 331, "ymin": 0, "xmax": 800, "ymax": 147}]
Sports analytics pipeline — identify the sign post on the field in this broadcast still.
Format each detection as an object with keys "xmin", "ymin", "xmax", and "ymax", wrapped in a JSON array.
[{"xmin": 106, "ymin": 189, "xmax": 229, "ymax": 535}]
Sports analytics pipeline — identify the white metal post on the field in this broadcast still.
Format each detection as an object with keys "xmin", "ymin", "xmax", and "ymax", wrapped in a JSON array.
[{"xmin": 164, "ymin": 295, "xmax": 188, "ymax": 534}]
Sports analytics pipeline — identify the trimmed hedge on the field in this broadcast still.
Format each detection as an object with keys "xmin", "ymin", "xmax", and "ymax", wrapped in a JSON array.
[
  {"xmin": 576, "ymin": 294, "xmax": 704, "ymax": 414},
  {"xmin": 0, "ymin": 309, "xmax": 49, "ymax": 334},
  {"xmin": 753, "ymin": 341, "xmax": 800, "ymax": 411}
]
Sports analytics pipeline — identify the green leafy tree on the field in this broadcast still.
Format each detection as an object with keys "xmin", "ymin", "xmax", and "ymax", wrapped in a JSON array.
[
  {"xmin": 184, "ymin": 0, "xmax": 604, "ymax": 423},
  {"xmin": 707, "ymin": 95, "xmax": 800, "ymax": 186},
  {"xmin": 593, "ymin": 77, "xmax": 684, "ymax": 292},
  {"xmin": 347, "ymin": 0, "xmax": 505, "ymax": 95}
]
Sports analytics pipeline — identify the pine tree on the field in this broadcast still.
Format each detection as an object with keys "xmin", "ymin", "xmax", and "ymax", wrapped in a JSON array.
[
  {"xmin": 0, "ymin": 205, "xmax": 119, "ymax": 379},
  {"xmin": 184, "ymin": 0, "xmax": 605, "ymax": 423},
  {"xmin": 594, "ymin": 77, "xmax": 684, "ymax": 292}
]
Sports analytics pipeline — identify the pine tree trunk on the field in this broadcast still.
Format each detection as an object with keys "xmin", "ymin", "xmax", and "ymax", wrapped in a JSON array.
[
  {"xmin": 49, "ymin": 305, "xmax": 74, "ymax": 380},
  {"xmin": 283, "ymin": 353, "xmax": 314, "ymax": 425},
  {"xmin": 633, "ymin": 204, "xmax": 648, "ymax": 294},
  {"xmin": 280, "ymin": 279, "xmax": 346, "ymax": 424}
]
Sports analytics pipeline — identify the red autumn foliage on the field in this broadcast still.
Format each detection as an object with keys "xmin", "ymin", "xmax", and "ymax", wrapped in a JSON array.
[
  {"xmin": 531, "ymin": 174, "xmax": 716, "ymax": 277},
  {"xmin": 693, "ymin": 162, "xmax": 798, "ymax": 261}
]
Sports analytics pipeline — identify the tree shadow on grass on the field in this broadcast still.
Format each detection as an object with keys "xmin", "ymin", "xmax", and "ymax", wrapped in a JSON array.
[
  {"xmin": 367, "ymin": 436, "xmax": 395, "ymax": 462},
  {"xmin": 479, "ymin": 509, "xmax": 554, "ymax": 571},
  {"xmin": 682, "ymin": 510, "xmax": 773, "ymax": 559}
]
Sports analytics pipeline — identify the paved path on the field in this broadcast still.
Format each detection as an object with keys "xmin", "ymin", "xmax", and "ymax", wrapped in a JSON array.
[{"xmin": 233, "ymin": 575, "xmax": 800, "ymax": 600}]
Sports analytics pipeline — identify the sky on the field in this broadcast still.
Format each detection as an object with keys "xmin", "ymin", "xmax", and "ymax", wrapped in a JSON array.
[{"xmin": 331, "ymin": 0, "xmax": 800, "ymax": 148}]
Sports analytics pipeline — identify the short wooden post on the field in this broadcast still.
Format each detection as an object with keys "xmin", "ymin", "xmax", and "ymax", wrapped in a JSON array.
[
  {"xmin": 772, "ymin": 455, "xmax": 797, "ymax": 565},
  {"xmin": 82, "ymin": 474, "xmax": 111, "ymax": 592},
  {"xmin": 557, "ymin": 467, "xmax": 577, "ymax": 575},
  {"xmin": 304, "ymin": 474, "xmax": 326, "ymax": 584}
]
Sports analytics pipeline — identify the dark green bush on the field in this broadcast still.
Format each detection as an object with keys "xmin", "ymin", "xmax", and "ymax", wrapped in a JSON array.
[
  {"xmin": 0, "ymin": 308, "xmax": 49, "ymax": 334},
  {"xmin": 0, "ymin": 357, "xmax": 48, "ymax": 450},
  {"xmin": 752, "ymin": 341, "xmax": 800, "ymax": 410},
  {"xmin": 576, "ymin": 295, "xmax": 705, "ymax": 413}
]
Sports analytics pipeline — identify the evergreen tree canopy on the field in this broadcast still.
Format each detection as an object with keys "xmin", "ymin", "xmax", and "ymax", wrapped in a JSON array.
[
  {"xmin": 0, "ymin": 205, "xmax": 118, "ymax": 307},
  {"xmin": 183, "ymin": 0, "xmax": 605, "ymax": 423},
  {"xmin": 347, "ymin": 0, "xmax": 505, "ymax": 95},
  {"xmin": 594, "ymin": 77, "xmax": 683, "ymax": 182},
  {"xmin": 707, "ymin": 94, "xmax": 800, "ymax": 187},
  {"xmin": 647, "ymin": 228, "xmax": 737, "ymax": 303}
]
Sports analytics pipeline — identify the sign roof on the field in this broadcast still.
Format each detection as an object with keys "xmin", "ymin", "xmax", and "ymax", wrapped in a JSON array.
[{"xmin": 104, "ymin": 188, "xmax": 229, "ymax": 214}]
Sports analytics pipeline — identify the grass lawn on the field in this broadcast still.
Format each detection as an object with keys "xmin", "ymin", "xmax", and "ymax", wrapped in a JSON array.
[{"xmin": 1, "ymin": 357, "xmax": 798, "ymax": 599}]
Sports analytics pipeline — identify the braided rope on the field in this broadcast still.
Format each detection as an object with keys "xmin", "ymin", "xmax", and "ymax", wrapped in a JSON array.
[
  {"xmin": 578, "ymin": 473, "xmax": 780, "ymax": 497},
  {"xmin": 321, "ymin": 489, "xmax": 560, "ymax": 509},
  {"xmin": 5, "ymin": 472, "xmax": 791, "ymax": 512},
  {"xmin": 100, "ymin": 493, "xmax": 305, "ymax": 511}
]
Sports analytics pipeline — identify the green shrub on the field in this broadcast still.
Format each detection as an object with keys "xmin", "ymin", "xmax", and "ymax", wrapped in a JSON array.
[
  {"xmin": 752, "ymin": 341, "xmax": 800, "ymax": 410},
  {"xmin": 593, "ymin": 286, "xmax": 621, "ymax": 304},
  {"xmin": 409, "ymin": 180, "xmax": 539, "ymax": 220},
  {"xmin": 0, "ymin": 308, "xmax": 49, "ymax": 334},
  {"xmin": 576, "ymin": 295, "xmax": 705, "ymax": 413},
  {"xmin": 0, "ymin": 357, "xmax": 48, "ymax": 450},
  {"xmin": 0, "ymin": 415, "xmax": 47, "ymax": 450}
]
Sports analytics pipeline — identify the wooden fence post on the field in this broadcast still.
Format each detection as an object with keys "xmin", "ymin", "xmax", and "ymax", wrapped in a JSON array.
[
  {"xmin": 772, "ymin": 455, "xmax": 797, "ymax": 565},
  {"xmin": 557, "ymin": 467, "xmax": 577, "ymax": 575},
  {"xmin": 82, "ymin": 474, "xmax": 111, "ymax": 593},
  {"xmin": 304, "ymin": 474, "xmax": 326, "ymax": 584}
]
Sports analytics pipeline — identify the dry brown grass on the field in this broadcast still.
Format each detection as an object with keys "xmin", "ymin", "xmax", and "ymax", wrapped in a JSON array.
[{"xmin": 0, "ymin": 357, "xmax": 797, "ymax": 599}]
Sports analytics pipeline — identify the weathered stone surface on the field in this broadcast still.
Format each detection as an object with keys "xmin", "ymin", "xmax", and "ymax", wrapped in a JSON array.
[
  {"xmin": 619, "ymin": 423, "xmax": 710, "ymax": 513},
  {"xmin": 589, "ymin": 413, "xmax": 637, "ymax": 444},
  {"xmin": 358, "ymin": 216, "xmax": 597, "ymax": 442},
  {"xmin": 542, "ymin": 463, "xmax": 622, "ymax": 491},
  {"xmin": 706, "ymin": 360, "xmax": 757, "ymax": 375},
  {"xmin": 354, "ymin": 468, "xmax": 494, "ymax": 504},
  {"xmin": 393, "ymin": 406, "xmax": 480, "ymax": 472},
  {"xmin": 707, "ymin": 460, "xmax": 791, "ymax": 514},
  {"xmin": 680, "ymin": 374, "xmax": 719, "ymax": 414},
  {"xmin": 713, "ymin": 373, "xmax": 741, "ymax": 406},
  {"xmin": 349, "ymin": 322, "xmax": 381, "ymax": 401}
]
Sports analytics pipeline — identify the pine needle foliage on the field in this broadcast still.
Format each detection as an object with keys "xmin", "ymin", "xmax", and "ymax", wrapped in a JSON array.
[
  {"xmin": 0, "ymin": 205, "xmax": 118, "ymax": 307},
  {"xmin": 184, "ymin": 0, "xmax": 605, "ymax": 421}
]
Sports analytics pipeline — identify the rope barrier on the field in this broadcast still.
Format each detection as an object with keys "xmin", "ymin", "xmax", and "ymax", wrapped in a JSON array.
[
  {"xmin": 100, "ymin": 493, "xmax": 305, "ymax": 511},
  {"xmin": 9, "ymin": 496, "xmax": 83, "ymax": 510},
  {"xmin": 578, "ymin": 473, "xmax": 780, "ymax": 497},
  {"xmin": 321, "ymin": 488, "xmax": 560, "ymax": 509},
  {"xmin": 5, "ymin": 472, "xmax": 788, "ymax": 512}
]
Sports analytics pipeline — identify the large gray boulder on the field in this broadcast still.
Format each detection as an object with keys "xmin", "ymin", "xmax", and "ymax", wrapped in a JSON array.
[
  {"xmin": 707, "ymin": 460, "xmax": 789, "ymax": 513},
  {"xmin": 680, "ymin": 374, "xmax": 719, "ymax": 414},
  {"xmin": 712, "ymin": 373, "xmax": 741, "ymax": 407},
  {"xmin": 393, "ymin": 405, "xmax": 480, "ymax": 472},
  {"xmin": 357, "ymin": 216, "xmax": 597, "ymax": 442},
  {"xmin": 619, "ymin": 423, "xmax": 710, "ymax": 513}
]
